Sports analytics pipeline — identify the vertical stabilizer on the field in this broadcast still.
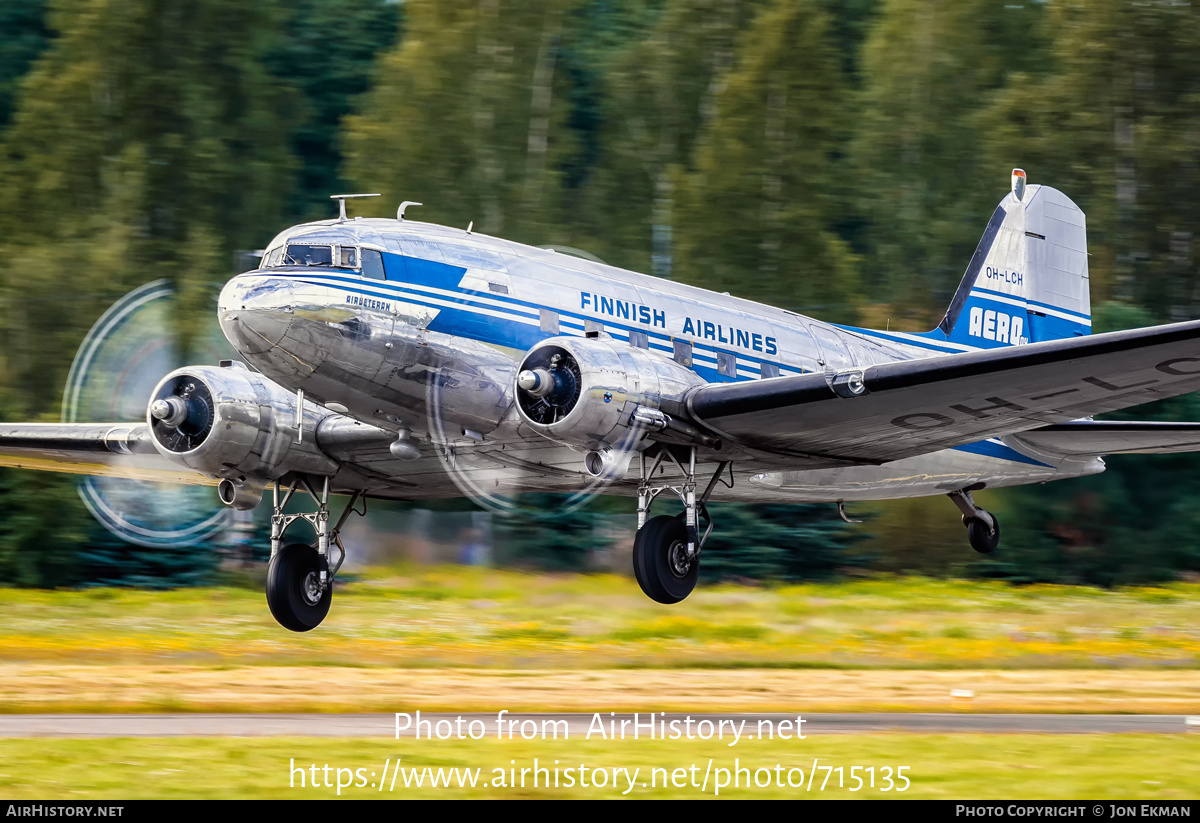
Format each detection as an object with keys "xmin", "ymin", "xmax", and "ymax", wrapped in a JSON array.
[{"xmin": 935, "ymin": 173, "xmax": 1091, "ymax": 348}]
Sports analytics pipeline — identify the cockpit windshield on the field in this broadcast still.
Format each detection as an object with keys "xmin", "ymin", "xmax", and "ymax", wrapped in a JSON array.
[
  {"xmin": 260, "ymin": 241, "xmax": 377, "ymax": 273},
  {"xmin": 285, "ymin": 244, "xmax": 334, "ymax": 266}
]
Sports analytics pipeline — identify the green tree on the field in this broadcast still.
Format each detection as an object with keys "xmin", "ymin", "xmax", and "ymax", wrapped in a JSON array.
[
  {"xmin": 0, "ymin": 0, "xmax": 299, "ymax": 415},
  {"xmin": 700, "ymin": 502, "xmax": 866, "ymax": 583},
  {"xmin": 672, "ymin": 0, "xmax": 860, "ymax": 319},
  {"xmin": 0, "ymin": 0, "xmax": 52, "ymax": 132},
  {"xmin": 0, "ymin": 469, "xmax": 94, "ymax": 587},
  {"xmin": 492, "ymin": 494, "xmax": 607, "ymax": 571},
  {"xmin": 584, "ymin": 0, "xmax": 765, "ymax": 275},
  {"xmin": 343, "ymin": 0, "xmax": 586, "ymax": 244},
  {"xmin": 968, "ymin": 2, "xmax": 1200, "ymax": 584},
  {"xmin": 79, "ymin": 526, "xmax": 220, "ymax": 588},
  {"xmin": 265, "ymin": 0, "xmax": 403, "ymax": 222},
  {"xmin": 853, "ymin": 0, "xmax": 1047, "ymax": 327},
  {"xmin": 825, "ymin": 0, "xmax": 883, "ymax": 86},
  {"xmin": 0, "ymin": 0, "xmax": 303, "ymax": 588},
  {"xmin": 981, "ymin": 0, "xmax": 1200, "ymax": 321}
]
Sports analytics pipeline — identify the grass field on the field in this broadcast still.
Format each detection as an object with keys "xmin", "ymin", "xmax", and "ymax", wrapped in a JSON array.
[
  {"xmin": 0, "ymin": 569, "xmax": 1197, "ymax": 712},
  {"xmin": 2, "ymin": 570, "xmax": 1198, "ymax": 800},
  {"xmin": 1, "ymin": 734, "xmax": 1198, "ymax": 799},
  {"xmin": 3, "ymin": 569, "xmax": 1198, "ymax": 669}
]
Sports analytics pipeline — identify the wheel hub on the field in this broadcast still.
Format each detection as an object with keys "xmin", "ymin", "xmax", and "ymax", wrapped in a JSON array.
[
  {"xmin": 303, "ymin": 570, "xmax": 323, "ymax": 605},
  {"xmin": 667, "ymin": 539, "xmax": 692, "ymax": 578}
]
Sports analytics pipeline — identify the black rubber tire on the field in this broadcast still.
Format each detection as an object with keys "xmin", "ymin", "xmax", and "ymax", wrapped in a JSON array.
[
  {"xmin": 266, "ymin": 543, "xmax": 332, "ymax": 632},
  {"xmin": 966, "ymin": 513, "xmax": 1000, "ymax": 555},
  {"xmin": 632, "ymin": 514, "xmax": 699, "ymax": 604},
  {"xmin": 631, "ymin": 522, "xmax": 650, "ymax": 596}
]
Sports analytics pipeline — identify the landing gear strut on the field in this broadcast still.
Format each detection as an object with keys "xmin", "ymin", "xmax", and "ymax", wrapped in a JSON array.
[
  {"xmin": 948, "ymin": 488, "xmax": 1000, "ymax": 554},
  {"xmin": 265, "ymin": 477, "xmax": 365, "ymax": 631},
  {"xmin": 633, "ymin": 448, "xmax": 731, "ymax": 604}
]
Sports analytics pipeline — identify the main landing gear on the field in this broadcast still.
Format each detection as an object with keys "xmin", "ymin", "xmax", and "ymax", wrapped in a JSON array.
[
  {"xmin": 266, "ymin": 476, "xmax": 366, "ymax": 631},
  {"xmin": 632, "ymin": 447, "xmax": 732, "ymax": 604},
  {"xmin": 948, "ymin": 488, "xmax": 1000, "ymax": 555}
]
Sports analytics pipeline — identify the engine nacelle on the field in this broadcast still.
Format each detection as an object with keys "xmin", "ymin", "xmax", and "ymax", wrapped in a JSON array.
[
  {"xmin": 146, "ymin": 363, "xmax": 338, "ymax": 491},
  {"xmin": 514, "ymin": 336, "xmax": 706, "ymax": 452}
]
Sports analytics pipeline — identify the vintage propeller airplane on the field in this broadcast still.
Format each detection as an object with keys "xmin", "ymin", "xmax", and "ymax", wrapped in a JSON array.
[{"xmin": 5, "ymin": 170, "xmax": 1200, "ymax": 631}]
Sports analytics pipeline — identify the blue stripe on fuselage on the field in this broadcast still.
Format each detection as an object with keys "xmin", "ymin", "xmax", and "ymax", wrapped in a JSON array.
[
  {"xmin": 252, "ymin": 254, "xmax": 1051, "ymax": 467},
  {"xmin": 971, "ymin": 285, "xmax": 1092, "ymax": 323}
]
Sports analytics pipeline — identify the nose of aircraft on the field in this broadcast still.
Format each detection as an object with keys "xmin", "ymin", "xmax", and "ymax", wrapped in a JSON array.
[{"xmin": 218, "ymin": 275, "xmax": 296, "ymax": 356}]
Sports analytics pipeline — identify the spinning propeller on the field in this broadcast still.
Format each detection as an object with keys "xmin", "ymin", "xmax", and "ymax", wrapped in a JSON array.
[
  {"xmin": 425, "ymin": 251, "xmax": 647, "ymax": 516},
  {"xmin": 63, "ymin": 280, "xmax": 232, "ymax": 548}
]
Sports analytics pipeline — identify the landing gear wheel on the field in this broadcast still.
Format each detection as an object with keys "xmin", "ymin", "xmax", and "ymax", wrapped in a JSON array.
[
  {"xmin": 632, "ymin": 514, "xmax": 699, "ymax": 604},
  {"xmin": 266, "ymin": 542, "xmax": 332, "ymax": 632},
  {"xmin": 966, "ymin": 513, "xmax": 1000, "ymax": 555}
]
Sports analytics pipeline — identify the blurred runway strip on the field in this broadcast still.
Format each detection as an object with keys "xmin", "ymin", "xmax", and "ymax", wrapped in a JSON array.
[{"xmin": 0, "ymin": 713, "xmax": 1196, "ymax": 737}]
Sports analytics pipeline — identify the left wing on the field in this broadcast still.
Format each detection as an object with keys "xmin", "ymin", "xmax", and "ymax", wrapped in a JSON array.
[
  {"xmin": 0, "ymin": 422, "xmax": 213, "ymax": 485},
  {"xmin": 685, "ymin": 319, "xmax": 1200, "ymax": 464}
]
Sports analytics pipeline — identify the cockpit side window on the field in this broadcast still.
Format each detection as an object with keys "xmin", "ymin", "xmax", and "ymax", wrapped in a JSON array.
[
  {"xmin": 362, "ymin": 249, "xmax": 385, "ymax": 280},
  {"xmin": 264, "ymin": 246, "xmax": 284, "ymax": 268},
  {"xmin": 285, "ymin": 244, "xmax": 333, "ymax": 266},
  {"xmin": 338, "ymin": 246, "xmax": 358, "ymax": 268}
]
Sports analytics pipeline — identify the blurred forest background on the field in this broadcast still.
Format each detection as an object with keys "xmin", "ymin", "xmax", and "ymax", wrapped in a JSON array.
[{"xmin": 2, "ymin": 0, "xmax": 1200, "ymax": 589}]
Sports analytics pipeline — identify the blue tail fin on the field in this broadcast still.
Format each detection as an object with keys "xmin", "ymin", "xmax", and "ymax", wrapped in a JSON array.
[{"xmin": 931, "ymin": 174, "xmax": 1091, "ymax": 349}]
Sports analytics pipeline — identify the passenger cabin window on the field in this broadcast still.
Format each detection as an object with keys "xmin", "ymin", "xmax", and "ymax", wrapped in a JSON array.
[
  {"xmin": 673, "ymin": 339, "xmax": 693, "ymax": 368},
  {"xmin": 716, "ymin": 351, "xmax": 737, "ymax": 378},
  {"xmin": 760, "ymin": 362, "xmax": 780, "ymax": 379},
  {"xmin": 362, "ymin": 249, "xmax": 385, "ymax": 280},
  {"xmin": 286, "ymin": 244, "xmax": 333, "ymax": 267}
]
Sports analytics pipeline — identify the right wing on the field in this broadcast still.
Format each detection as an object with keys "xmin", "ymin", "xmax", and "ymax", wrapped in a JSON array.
[
  {"xmin": 686, "ymin": 319, "xmax": 1200, "ymax": 464},
  {"xmin": 0, "ymin": 422, "xmax": 213, "ymax": 485}
]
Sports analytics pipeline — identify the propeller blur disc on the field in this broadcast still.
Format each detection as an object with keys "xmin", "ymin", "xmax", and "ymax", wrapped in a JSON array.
[
  {"xmin": 425, "ymin": 357, "xmax": 642, "ymax": 517},
  {"xmin": 63, "ymin": 280, "xmax": 230, "ymax": 549}
]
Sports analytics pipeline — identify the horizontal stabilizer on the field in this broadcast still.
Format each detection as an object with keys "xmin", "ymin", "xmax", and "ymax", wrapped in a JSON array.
[{"xmin": 1013, "ymin": 420, "xmax": 1200, "ymax": 456}]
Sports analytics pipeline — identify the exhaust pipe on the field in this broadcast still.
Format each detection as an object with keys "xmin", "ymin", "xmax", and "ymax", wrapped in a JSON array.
[{"xmin": 217, "ymin": 478, "xmax": 264, "ymax": 511}]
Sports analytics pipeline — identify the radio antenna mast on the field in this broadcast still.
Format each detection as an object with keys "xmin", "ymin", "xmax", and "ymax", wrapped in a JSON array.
[{"xmin": 330, "ymin": 193, "xmax": 380, "ymax": 222}]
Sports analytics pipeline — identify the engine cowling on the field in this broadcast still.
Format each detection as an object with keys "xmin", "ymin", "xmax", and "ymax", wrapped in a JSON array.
[
  {"xmin": 514, "ymin": 336, "xmax": 706, "ymax": 452},
  {"xmin": 146, "ymin": 363, "xmax": 338, "ymax": 490}
]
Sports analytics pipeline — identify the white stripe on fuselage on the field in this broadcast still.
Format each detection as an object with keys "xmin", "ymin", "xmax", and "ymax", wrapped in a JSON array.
[
  {"xmin": 250, "ymin": 221, "xmax": 1097, "ymax": 479},
  {"xmin": 967, "ymin": 288, "xmax": 1092, "ymax": 326}
]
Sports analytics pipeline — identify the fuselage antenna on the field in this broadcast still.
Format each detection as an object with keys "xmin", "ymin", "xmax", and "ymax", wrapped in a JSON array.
[
  {"xmin": 398, "ymin": 201, "xmax": 423, "ymax": 221},
  {"xmin": 330, "ymin": 193, "xmax": 380, "ymax": 222}
]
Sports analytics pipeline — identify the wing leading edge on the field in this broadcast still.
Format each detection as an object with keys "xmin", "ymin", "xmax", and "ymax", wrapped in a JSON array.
[
  {"xmin": 0, "ymin": 422, "xmax": 213, "ymax": 485},
  {"xmin": 685, "ymin": 319, "xmax": 1200, "ymax": 464}
]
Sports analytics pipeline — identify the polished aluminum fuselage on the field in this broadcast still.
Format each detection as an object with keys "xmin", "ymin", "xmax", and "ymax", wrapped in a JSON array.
[{"xmin": 216, "ymin": 217, "xmax": 1103, "ymax": 503}]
